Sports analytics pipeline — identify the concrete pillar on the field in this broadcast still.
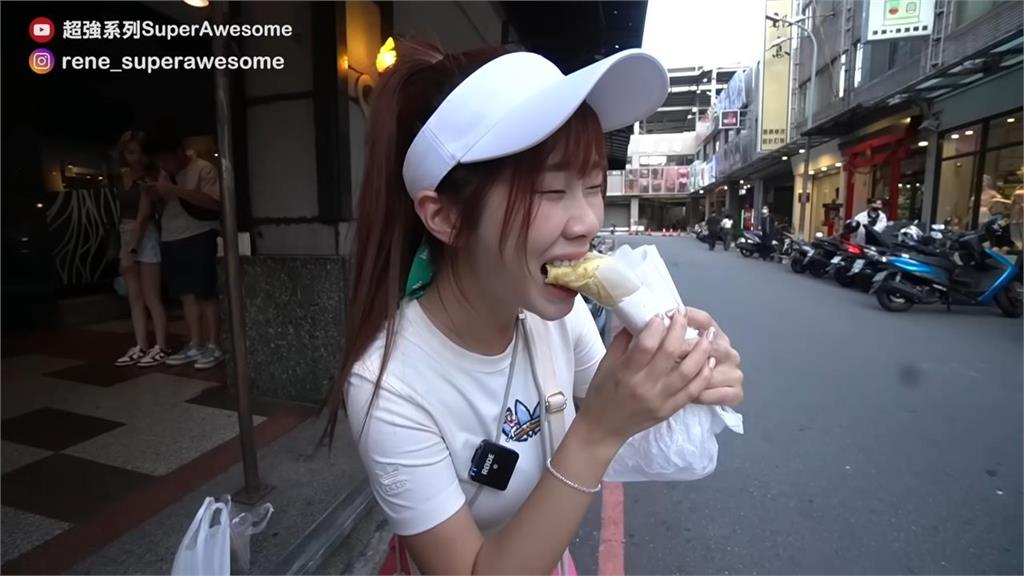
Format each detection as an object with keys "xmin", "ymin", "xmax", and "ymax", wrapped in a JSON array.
[
  {"xmin": 630, "ymin": 196, "xmax": 639, "ymax": 228},
  {"xmin": 921, "ymin": 131, "xmax": 939, "ymax": 225}
]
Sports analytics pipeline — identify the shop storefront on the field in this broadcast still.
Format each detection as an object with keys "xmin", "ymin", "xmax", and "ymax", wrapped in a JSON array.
[
  {"xmin": 791, "ymin": 140, "xmax": 846, "ymax": 236},
  {"xmin": 933, "ymin": 109, "xmax": 1023, "ymax": 231},
  {"xmin": 838, "ymin": 117, "xmax": 925, "ymax": 225}
]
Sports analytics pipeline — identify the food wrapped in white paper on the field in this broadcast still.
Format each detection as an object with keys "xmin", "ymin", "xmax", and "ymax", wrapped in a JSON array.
[{"xmin": 546, "ymin": 244, "xmax": 743, "ymax": 482}]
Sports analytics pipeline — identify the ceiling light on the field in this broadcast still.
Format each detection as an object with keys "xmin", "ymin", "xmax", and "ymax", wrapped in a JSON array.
[
  {"xmin": 36, "ymin": 203, "xmax": 44, "ymax": 208},
  {"xmin": 965, "ymin": 130, "xmax": 975, "ymax": 135},
  {"xmin": 834, "ymin": 162, "xmax": 842, "ymax": 167},
  {"xmin": 183, "ymin": 0, "xmax": 209, "ymax": 6},
  {"xmin": 798, "ymin": 148, "xmax": 806, "ymax": 153},
  {"xmin": 950, "ymin": 133, "xmax": 960, "ymax": 139},
  {"xmin": 782, "ymin": 156, "xmax": 789, "ymax": 160},
  {"xmin": 739, "ymin": 179, "xmax": 745, "ymax": 184},
  {"xmin": 615, "ymin": 44, "xmax": 620, "ymax": 49},
  {"xmin": 213, "ymin": 153, "xmax": 219, "ymax": 157},
  {"xmin": 918, "ymin": 140, "xmax": 929, "ymax": 147},
  {"xmin": 808, "ymin": 169, "xmax": 814, "ymax": 175},
  {"xmin": 898, "ymin": 183, "xmax": 903, "ymax": 188},
  {"xmin": 1008, "ymin": 117, "xmax": 1016, "ymax": 123}
]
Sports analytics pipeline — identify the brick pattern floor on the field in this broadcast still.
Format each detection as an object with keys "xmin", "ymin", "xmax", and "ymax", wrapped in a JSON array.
[{"xmin": 0, "ymin": 318, "xmax": 293, "ymax": 566}]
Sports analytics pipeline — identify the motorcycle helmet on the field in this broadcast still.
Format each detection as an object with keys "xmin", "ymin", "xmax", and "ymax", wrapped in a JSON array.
[{"xmin": 898, "ymin": 224, "xmax": 923, "ymax": 244}]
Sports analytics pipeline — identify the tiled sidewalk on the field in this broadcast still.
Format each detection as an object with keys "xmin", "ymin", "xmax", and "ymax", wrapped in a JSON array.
[{"xmin": 1, "ymin": 318, "xmax": 315, "ymax": 571}]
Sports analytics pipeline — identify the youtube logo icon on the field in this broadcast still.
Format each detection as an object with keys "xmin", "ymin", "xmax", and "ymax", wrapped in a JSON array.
[{"xmin": 29, "ymin": 17, "xmax": 55, "ymax": 43}]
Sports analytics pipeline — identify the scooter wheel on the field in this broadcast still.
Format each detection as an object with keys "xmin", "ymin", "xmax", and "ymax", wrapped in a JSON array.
[
  {"xmin": 790, "ymin": 257, "xmax": 806, "ymax": 274},
  {"xmin": 995, "ymin": 280, "xmax": 1023, "ymax": 318},
  {"xmin": 808, "ymin": 265, "xmax": 828, "ymax": 278},
  {"xmin": 739, "ymin": 248, "xmax": 754, "ymax": 258},
  {"xmin": 876, "ymin": 284, "xmax": 914, "ymax": 312}
]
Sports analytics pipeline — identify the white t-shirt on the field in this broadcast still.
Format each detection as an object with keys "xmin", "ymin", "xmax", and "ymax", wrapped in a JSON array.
[
  {"xmin": 161, "ymin": 158, "xmax": 221, "ymax": 242},
  {"xmin": 346, "ymin": 295, "xmax": 605, "ymax": 536}
]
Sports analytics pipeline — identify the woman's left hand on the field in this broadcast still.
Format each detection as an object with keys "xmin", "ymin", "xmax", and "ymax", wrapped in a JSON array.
[{"xmin": 684, "ymin": 307, "xmax": 744, "ymax": 407}]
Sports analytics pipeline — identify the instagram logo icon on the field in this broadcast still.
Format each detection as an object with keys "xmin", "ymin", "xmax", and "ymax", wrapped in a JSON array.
[{"xmin": 29, "ymin": 48, "xmax": 54, "ymax": 75}]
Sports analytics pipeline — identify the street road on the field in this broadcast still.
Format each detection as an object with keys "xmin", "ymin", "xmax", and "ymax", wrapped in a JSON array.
[{"xmin": 572, "ymin": 235, "xmax": 1023, "ymax": 575}]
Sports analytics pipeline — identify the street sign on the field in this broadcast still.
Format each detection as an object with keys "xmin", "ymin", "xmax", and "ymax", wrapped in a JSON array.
[
  {"xmin": 720, "ymin": 109, "xmax": 740, "ymax": 129},
  {"xmin": 866, "ymin": 0, "xmax": 935, "ymax": 41}
]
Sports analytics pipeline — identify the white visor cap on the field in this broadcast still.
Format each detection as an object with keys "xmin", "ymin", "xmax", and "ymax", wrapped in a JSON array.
[{"xmin": 402, "ymin": 49, "xmax": 669, "ymax": 198}]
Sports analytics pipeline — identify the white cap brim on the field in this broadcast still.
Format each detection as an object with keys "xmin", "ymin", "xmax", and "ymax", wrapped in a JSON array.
[{"xmin": 403, "ymin": 49, "xmax": 668, "ymax": 197}]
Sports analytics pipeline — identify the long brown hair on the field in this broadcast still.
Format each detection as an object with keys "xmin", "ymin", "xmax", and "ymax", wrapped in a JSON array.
[{"xmin": 321, "ymin": 39, "xmax": 607, "ymax": 444}]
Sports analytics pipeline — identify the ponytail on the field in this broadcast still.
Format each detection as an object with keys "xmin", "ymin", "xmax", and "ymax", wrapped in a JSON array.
[{"xmin": 321, "ymin": 39, "xmax": 607, "ymax": 447}]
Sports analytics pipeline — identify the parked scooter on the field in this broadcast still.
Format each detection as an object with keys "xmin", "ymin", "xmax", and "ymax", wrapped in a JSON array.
[
  {"xmin": 793, "ymin": 231, "xmax": 846, "ymax": 277},
  {"xmin": 870, "ymin": 215, "xmax": 1022, "ymax": 317},
  {"xmin": 736, "ymin": 230, "xmax": 776, "ymax": 259},
  {"xmin": 832, "ymin": 221, "xmax": 943, "ymax": 291}
]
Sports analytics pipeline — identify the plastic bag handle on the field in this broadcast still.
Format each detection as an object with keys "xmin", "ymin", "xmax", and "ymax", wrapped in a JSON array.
[{"xmin": 197, "ymin": 501, "xmax": 228, "ymax": 545}]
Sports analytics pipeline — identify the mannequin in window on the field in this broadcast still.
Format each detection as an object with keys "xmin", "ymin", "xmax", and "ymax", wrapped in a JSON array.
[
  {"xmin": 1009, "ymin": 167, "xmax": 1024, "ymax": 250},
  {"xmin": 978, "ymin": 174, "xmax": 1010, "ymax": 229}
]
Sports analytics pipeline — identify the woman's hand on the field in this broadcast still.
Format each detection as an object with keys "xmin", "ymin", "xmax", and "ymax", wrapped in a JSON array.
[
  {"xmin": 685, "ymin": 307, "xmax": 744, "ymax": 407},
  {"xmin": 576, "ymin": 310, "xmax": 713, "ymax": 450}
]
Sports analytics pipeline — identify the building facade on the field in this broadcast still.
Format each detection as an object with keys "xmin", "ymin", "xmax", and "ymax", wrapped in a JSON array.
[{"xmin": 685, "ymin": 0, "xmax": 1022, "ymax": 239}]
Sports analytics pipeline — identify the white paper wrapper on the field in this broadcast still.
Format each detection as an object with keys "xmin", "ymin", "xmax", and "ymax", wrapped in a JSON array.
[{"xmin": 600, "ymin": 244, "xmax": 744, "ymax": 482}]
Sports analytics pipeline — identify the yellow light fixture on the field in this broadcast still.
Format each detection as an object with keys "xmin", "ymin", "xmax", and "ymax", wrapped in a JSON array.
[
  {"xmin": 808, "ymin": 169, "xmax": 814, "ymax": 175},
  {"xmin": 781, "ymin": 156, "xmax": 789, "ymax": 160},
  {"xmin": 1008, "ymin": 117, "xmax": 1017, "ymax": 123},
  {"xmin": 798, "ymin": 148, "xmax": 806, "ymax": 154},
  {"xmin": 965, "ymin": 130, "xmax": 975, "ymax": 135},
  {"xmin": 183, "ymin": 0, "xmax": 209, "ymax": 7},
  {"xmin": 834, "ymin": 162, "xmax": 842, "ymax": 167},
  {"xmin": 918, "ymin": 140, "xmax": 928, "ymax": 147},
  {"xmin": 376, "ymin": 37, "xmax": 397, "ymax": 73},
  {"xmin": 950, "ymin": 133, "xmax": 960, "ymax": 140},
  {"xmin": 902, "ymin": 117, "xmax": 912, "ymax": 124},
  {"xmin": 36, "ymin": 203, "xmax": 44, "ymax": 208}
]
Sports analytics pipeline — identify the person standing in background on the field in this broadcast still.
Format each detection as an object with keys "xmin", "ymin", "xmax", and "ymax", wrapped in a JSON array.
[
  {"xmin": 144, "ymin": 131, "xmax": 225, "ymax": 370},
  {"xmin": 113, "ymin": 131, "xmax": 169, "ymax": 367},
  {"xmin": 758, "ymin": 205, "xmax": 775, "ymax": 260},
  {"xmin": 853, "ymin": 198, "xmax": 888, "ymax": 244},
  {"xmin": 705, "ymin": 211, "xmax": 722, "ymax": 251},
  {"xmin": 720, "ymin": 214, "xmax": 734, "ymax": 251}
]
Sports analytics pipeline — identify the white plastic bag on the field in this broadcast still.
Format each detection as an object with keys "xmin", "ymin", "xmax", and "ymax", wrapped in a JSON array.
[
  {"xmin": 229, "ymin": 501, "xmax": 274, "ymax": 573},
  {"xmin": 172, "ymin": 497, "xmax": 231, "ymax": 576},
  {"xmin": 601, "ymin": 244, "xmax": 744, "ymax": 482}
]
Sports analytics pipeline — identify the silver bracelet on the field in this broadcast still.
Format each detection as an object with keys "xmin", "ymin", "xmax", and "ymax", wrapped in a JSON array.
[{"xmin": 545, "ymin": 458, "xmax": 601, "ymax": 494}]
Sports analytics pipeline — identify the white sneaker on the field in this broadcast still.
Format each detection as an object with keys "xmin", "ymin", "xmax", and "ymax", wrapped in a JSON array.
[
  {"xmin": 195, "ymin": 346, "xmax": 225, "ymax": 370},
  {"xmin": 115, "ymin": 346, "xmax": 145, "ymax": 367},
  {"xmin": 137, "ymin": 346, "xmax": 169, "ymax": 367},
  {"xmin": 164, "ymin": 344, "xmax": 205, "ymax": 367}
]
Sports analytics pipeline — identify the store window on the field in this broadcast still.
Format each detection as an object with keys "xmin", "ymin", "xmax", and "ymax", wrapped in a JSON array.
[
  {"xmin": 935, "ymin": 110, "xmax": 1024, "ymax": 230},
  {"xmin": 953, "ymin": 0, "xmax": 995, "ymax": 29},
  {"xmin": 854, "ymin": 42, "xmax": 864, "ymax": 88},
  {"xmin": 896, "ymin": 149, "xmax": 926, "ymax": 221}
]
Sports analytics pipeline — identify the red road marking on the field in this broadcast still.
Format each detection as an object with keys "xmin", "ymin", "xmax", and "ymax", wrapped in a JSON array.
[{"xmin": 598, "ymin": 481, "xmax": 625, "ymax": 575}]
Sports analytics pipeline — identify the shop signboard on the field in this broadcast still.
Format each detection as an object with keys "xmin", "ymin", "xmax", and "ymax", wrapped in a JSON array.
[
  {"xmin": 624, "ymin": 166, "xmax": 690, "ymax": 196},
  {"xmin": 759, "ymin": 0, "xmax": 792, "ymax": 152},
  {"xmin": 720, "ymin": 109, "xmax": 740, "ymax": 129},
  {"xmin": 866, "ymin": 0, "xmax": 935, "ymax": 41}
]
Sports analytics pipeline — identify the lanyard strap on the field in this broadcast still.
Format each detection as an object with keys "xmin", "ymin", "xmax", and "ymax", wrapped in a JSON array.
[{"xmin": 468, "ymin": 314, "xmax": 523, "ymax": 509}]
